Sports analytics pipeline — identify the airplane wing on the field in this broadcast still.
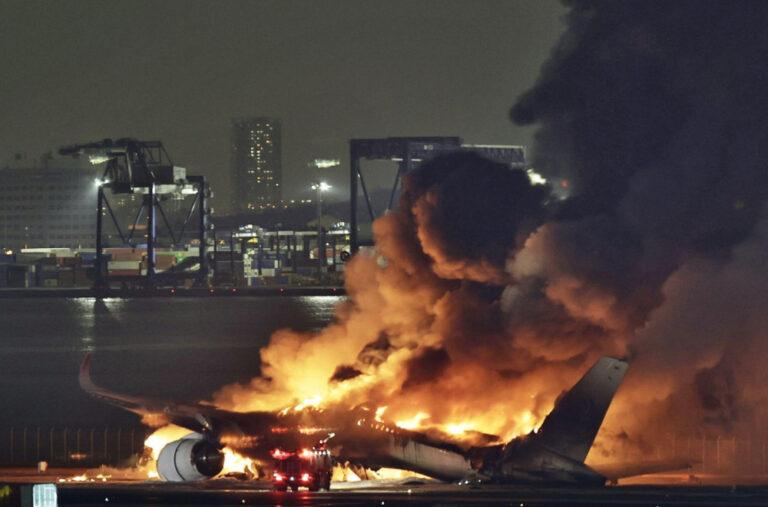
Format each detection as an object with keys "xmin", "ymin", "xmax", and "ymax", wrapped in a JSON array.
[
  {"xmin": 79, "ymin": 353, "xmax": 278, "ymax": 439},
  {"xmin": 79, "ymin": 352, "xmax": 177, "ymax": 418},
  {"xmin": 592, "ymin": 458, "xmax": 693, "ymax": 482}
]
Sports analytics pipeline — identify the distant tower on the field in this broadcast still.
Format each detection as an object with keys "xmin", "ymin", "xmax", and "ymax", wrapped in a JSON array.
[{"xmin": 230, "ymin": 118, "xmax": 282, "ymax": 213}]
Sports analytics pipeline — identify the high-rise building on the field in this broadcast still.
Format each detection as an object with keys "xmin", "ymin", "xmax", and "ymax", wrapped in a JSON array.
[{"xmin": 230, "ymin": 118, "xmax": 282, "ymax": 213}]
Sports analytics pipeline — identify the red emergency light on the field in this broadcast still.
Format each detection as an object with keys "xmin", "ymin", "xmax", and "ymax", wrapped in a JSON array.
[{"xmin": 270, "ymin": 448, "xmax": 295, "ymax": 460}]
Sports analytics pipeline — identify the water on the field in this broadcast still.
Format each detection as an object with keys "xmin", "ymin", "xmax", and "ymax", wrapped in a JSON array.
[{"xmin": 0, "ymin": 296, "xmax": 342, "ymax": 428}]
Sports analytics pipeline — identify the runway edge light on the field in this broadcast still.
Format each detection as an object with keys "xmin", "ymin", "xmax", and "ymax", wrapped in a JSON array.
[{"xmin": 0, "ymin": 483, "xmax": 57, "ymax": 507}]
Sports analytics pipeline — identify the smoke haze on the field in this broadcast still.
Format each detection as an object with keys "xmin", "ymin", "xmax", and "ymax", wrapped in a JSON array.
[
  {"xmin": 510, "ymin": 0, "xmax": 768, "ymax": 459},
  {"xmin": 214, "ymin": 0, "xmax": 768, "ymax": 467}
]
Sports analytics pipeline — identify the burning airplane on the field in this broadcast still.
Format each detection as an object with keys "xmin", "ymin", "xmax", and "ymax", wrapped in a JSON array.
[
  {"xmin": 80, "ymin": 352, "xmax": 688, "ymax": 485},
  {"xmin": 76, "ymin": 1, "xmax": 768, "ymax": 485}
]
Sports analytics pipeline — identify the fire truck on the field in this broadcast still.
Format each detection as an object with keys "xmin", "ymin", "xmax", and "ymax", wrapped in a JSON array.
[{"xmin": 271, "ymin": 445, "xmax": 332, "ymax": 492}]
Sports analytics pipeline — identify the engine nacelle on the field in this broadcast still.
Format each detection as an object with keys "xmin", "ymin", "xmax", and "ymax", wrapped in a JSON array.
[{"xmin": 157, "ymin": 433, "xmax": 224, "ymax": 482}]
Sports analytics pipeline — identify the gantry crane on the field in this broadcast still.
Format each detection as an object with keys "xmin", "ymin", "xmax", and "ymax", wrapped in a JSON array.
[{"xmin": 60, "ymin": 138, "xmax": 212, "ymax": 291}]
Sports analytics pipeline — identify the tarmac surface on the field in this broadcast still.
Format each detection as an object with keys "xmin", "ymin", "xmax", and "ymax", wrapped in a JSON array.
[{"xmin": 3, "ymin": 469, "xmax": 768, "ymax": 506}]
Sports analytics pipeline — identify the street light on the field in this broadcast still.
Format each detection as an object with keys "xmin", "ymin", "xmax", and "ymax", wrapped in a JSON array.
[
  {"xmin": 313, "ymin": 159, "xmax": 340, "ymax": 169},
  {"xmin": 312, "ymin": 181, "xmax": 332, "ymax": 278},
  {"xmin": 308, "ymin": 158, "xmax": 340, "ymax": 281},
  {"xmin": 311, "ymin": 182, "xmax": 332, "ymax": 192}
]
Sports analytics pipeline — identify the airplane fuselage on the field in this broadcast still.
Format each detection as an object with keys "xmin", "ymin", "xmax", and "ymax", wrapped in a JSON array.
[
  {"xmin": 335, "ymin": 426, "xmax": 605, "ymax": 485},
  {"xmin": 495, "ymin": 439, "xmax": 605, "ymax": 485}
]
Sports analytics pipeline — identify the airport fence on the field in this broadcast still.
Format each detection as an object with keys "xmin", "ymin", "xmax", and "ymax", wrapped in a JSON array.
[
  {"xmin": 599, "ymin": 436, "xmax": 768, "ymax": 478},
  {"xmin": 0, "ymin": 427, "xmax": 150, "ymax": 467},
  {"xmin": 663, "ymin": 436, "xmax": 768, "ymax": 476}
]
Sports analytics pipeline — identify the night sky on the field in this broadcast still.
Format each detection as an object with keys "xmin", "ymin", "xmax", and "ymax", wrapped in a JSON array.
[{"xmin": 0, "ymin": 0, "xmax": 566, "ymax": 212}]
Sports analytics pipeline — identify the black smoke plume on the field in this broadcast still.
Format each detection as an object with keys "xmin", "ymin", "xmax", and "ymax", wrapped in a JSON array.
[
  {"xmin": 214, "ymin": 1, "xmax": 768, "ymax": 471},
  {"xmin": 509, "ymin": 0, "xmax": 768, "ymax": 457}
]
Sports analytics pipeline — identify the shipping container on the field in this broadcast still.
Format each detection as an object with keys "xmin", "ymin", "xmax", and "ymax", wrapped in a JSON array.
[
  {"xmin": 105, "ymin": 248, "xmax": 146, "ymax": 262},
  {"xmin": 110, "ymin": 252, "xmax": 144, "ymax": 262},
  {"xmin": 58, "ymin": 257, "xmax": 78, "ymax": 267},
  {"xmin": 0, "ymin": 265, "xmax": 24, "ymax": 287},
  {"xmin": 108, "ymin": 269, "xmax": 141, "ymax": 276},
  {"xmin": 108, "ymin": 261, "xmax": 141, "ymax": 270},
  {"xmin": 154, "ymin": 256, "xmax": 177, "ymax": 270},
  {"xmin": 74, "ymin": 268, "xmax": 92, "ymax": 287},
  {"xmin": 296, "ymin": 267, "xmax": 315, "ymax": 277},
  {"xmin": 58, "ymin": 268, "xmax": 75, "ymax": 287},
  {"xmin": 77, "ymin": 252, "xmax": 97, "ymax": 263},
  {"xmin": 15, "ymin": 253, "xmax": 47, "ymax": 264}
]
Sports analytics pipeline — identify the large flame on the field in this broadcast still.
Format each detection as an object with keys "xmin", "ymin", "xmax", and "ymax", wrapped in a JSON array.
[
  {"xmin": 209, "ymin": 141, "xmax": 768, "ymax": 480},
  {"xmin": 211, "ymin": 153, "xmax": 582, "ymax": 449},
  {"xmin": 143, "ymin": 425, "xmax": 258, "ymax": 479}
]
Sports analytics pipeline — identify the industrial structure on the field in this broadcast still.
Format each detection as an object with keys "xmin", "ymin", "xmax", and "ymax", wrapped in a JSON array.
[
  {"xmin": 59, "ymin": 138, "xmax": 211, "ymax": 290},
  {"xmin": 231, "ymin": 118, "xmax": 282, "ymax": 212},
  {"xmin": 210, "ymin": 225, "xmax": 349, "ymax": 287},
  {"xmin": 0, "ymin": 133, "xmax": 527, "ymax": 291},
  {"xmin": 349, "ymin": 137, "xmax": 526, "ymax": 252}
]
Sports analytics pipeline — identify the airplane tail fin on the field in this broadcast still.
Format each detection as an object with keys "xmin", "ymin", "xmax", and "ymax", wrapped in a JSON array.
[{"xmin": 532, "ymin": 356, "xmax": 628, "ymax": 463}]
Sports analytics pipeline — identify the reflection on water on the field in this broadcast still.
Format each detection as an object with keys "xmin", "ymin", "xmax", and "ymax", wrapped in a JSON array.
[
  {"xmin": 0, "ymin": 296, "xmax": 342, "ymax": 427},
  {"xmin": 297, "ymin": 295, "xmax": 340, "ymax": 324},
  {"xmin": 73, "ymin": 298, "xmax": 129, "ymax": 351},
  {"xmin": 1, "ymin": 296, "xmax": 340, "ymax": 353}
]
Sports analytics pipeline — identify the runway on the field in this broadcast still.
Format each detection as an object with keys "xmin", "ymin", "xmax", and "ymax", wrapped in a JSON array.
[
  {"xmin": 3, "ymin": 469, "xmax": 768, "ymax": 506},
  {"xmin": 50, "ymin": 481, "xmax": 768, "ymax": 506}
]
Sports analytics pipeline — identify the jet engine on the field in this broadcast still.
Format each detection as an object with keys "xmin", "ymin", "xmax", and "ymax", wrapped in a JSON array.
[{"xmin": 156, "ymin": 433, "xmax": 224, "ymax": 481}]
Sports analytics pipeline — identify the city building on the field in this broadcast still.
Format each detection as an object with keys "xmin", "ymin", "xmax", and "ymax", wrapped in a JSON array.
[
  {"xmin": 230, "ymin": 118, "xmax": 282, "ymax": 213},
  {"xmin": 0, "ymin": 162, "xmax": 101, "ymax": 251}
]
